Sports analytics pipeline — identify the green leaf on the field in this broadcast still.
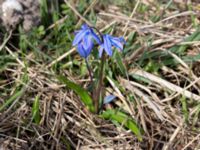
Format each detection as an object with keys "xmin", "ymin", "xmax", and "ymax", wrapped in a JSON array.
[
  {"xmin": 144, "ymin": 60, "xmax": 162, "ymax": 74},
  {"xmin": 130, "ymin": 74, "xmax": 152, "ymax": 84},
  {"xmin": 32, "ymin": 95, "xmax": 41, "ymax": 124},
  {"xmin": 100, "ymin": 109, "xmax": 142, "ymax": 141},
  {"xmin": 170, "ymin": 28, "xmax": 200, "ymax": 54},
  {"xmin": 192, "ymin": 103, "xmax": 200, "ymax": 127},
  {"xmin": 57, "ymin": 75, "xmax": 95, "ymax": 113},
  {"xmin": 0, "ymin": 87, "xmax": 24, "ymax": 112},
  {"xmin": 115, "ymin": 51, "xmax": 127, "ymax": 76},
  {"xmin": 182, "ymin": 52, "xmax": 200, "ymax": 63},
  {"xmin": 40, "ymin": 0, "xmax": 49, "ymax": 26},
  {"xmin": 0, "ymin": 55, "xmax": 15, "ymax": 72},
  {"xmin": 180, "ymin": 96, "xmax": 189, "ymax": 123},
  {"xmin": 0, "ymin": 69, "xmax": 28, "ymax": 112}
]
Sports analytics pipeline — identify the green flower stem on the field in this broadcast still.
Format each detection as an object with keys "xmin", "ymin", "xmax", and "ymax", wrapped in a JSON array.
[
  {"xmin": 93, "ymin": 52, "xmax": 106, "ymax": 113},
  {"xmin": 85, "ymin": 58, "xmax": 93, "ymax": 83}
]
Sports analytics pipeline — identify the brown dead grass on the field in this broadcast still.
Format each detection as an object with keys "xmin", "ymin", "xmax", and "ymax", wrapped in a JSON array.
[{"xmin": 1, "ymin": 0, "xmax": 200, "ymax": 149}]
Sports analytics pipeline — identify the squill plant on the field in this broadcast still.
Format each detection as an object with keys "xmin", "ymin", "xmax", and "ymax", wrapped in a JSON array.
[
  {"xmin": 58, "ymin": 24, "xmax": 142, "ymax": 140},
  {"xmin": 73, "ymin": 24, "xmax": 125, "ymax": 113}
]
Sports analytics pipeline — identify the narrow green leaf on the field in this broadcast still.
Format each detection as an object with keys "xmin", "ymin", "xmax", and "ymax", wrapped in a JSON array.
[
  {"xmin": 130, "ymin": 74, "xmax": 152, "ymax": 84},
  {"xmin": 183, "ymin": 54, "xmax": 200, "ymax": 62},
  {"xmin": 144, "ymin": 60, "xmax": 162, "ymax": 74},
  {"xmin": 32, "ymin": 95, "xmax": 41, "ymax": 124},
  {"xmin": 0, "ymin": 69, "xmax": 28, "ymax": 112},
  {"xmin": 0, "ymin": 88, "xmax": 24, "ymax": 112},
  {"xmin": 170, "ymin": 28, "xmax": 200, "ymax": 54},
  {"xmin": 115, "ymin": 51, "xmax": 127, "ymax": 76},
  {"xmin": 57, "ymin": 75, "xmax": 95, "ymax": 113},
  {"xmin": 192, "ymin": 103, "xmax": 200, "ymax": 126},
  {"xmin": 101, "ymin": 109, "xmax": 142, "ymax": 141},
  {"xmin": 180, "ymin": 96, "xmax": 189, "ymax": 123},
  {"xmin": 40, "ymin": 0, "xmax": 49, "ymax": 25}
]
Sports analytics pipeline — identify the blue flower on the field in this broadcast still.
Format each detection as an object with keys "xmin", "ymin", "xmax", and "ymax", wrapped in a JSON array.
[
  {"xmin": 73, "ymin": 24, "xmax": 101, "ymax": 58},
  {"xmin": 76, "ymin": 40, "xmax": 93, "ymax": 58},
  {"xmin": 99, "ymin": 34, "xmax": 125, "ymax": 57}
]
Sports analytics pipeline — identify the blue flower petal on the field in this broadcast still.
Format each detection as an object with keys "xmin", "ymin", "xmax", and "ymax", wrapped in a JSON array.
[
  {"xmin": 103, "ymin": 35, "xmax": 112, "ymax": 56},
  {"xmin": 98, "ymin": 45, "xmax": 104, "ymax": 58},
  {"xmin": 73, "ymin": 29, "xmax": 88, "ymax": 46},
  {"xmin": 119, "ymin": 37, "xmax": 126, "ymax": 43},
  {"xmin": 83, "ymin": 36, "xmax": 93, "ymax": 57},
  {"xmin": 103, "ymin": 95, "xmax": 117, "ymax": 104},
  {"xmin": 73, "ymin": 24, "xmax": 126, "ymax": 58},
  {"xmin": 91, "ymin": 29, "xmax": 101, "ymax": 44},
  {"xmin": 110, "ymin": 37, "xmax": 124, "ymax": 50},
  {"xmin": 98, "ymin": 34, "xmax": 126, "ymax": 57},
  {"xmin": 72, "ymin": 24, "xmax": 102, "ymax": 58},
  {"xmin": 77, "ymin": 44, "xmax": 87, "ymax": 58},
  {"xmin": 82, "ymin": 35, "xmax": 92, "ymax": 50},
  {"xmin": 81, "ymin": 24, "xmax": 89, "ymax": 30}
]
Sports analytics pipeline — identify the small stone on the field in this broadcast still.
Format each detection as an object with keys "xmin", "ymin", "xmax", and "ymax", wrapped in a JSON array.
[{"xmin": 0, "ymin": 0, "xmax": 40, "ymax": 31}]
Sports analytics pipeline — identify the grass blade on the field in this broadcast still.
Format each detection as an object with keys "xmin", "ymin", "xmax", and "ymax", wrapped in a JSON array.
[
  {"xmin": 32, "ymin": 95, "xmax": 41, "ymax": 124},
  {"xmin": 181, "ymin": 96, "xmax": 189, "ymax": 123},
  {"xmin": 170, "ymin": 28, "xmax": 200, "ymax": 54},
  {"xmin": 114, "ymin": 51, "xmax": 127, "ymax": 76},
  {"xmin": 101, "ymin": 109, "xmax": 142, "ymax": 141},
  {"xmin": 0, "ymin": 88, "xmax": 24, "ymax": 112},
  {"xmin": 57, "ymin": 75, "xmax": 95, "ymax": 113}
]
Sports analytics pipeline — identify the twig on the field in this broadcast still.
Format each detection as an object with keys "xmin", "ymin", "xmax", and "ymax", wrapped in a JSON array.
[
  {"xmin": 182, "ymin": 134, "xmax": 200, "ymax": 150},
  {"xmin": 123, "ymin": 0, "xmax": 140, "ymax": 36},
  {"xmin": 47, "ymin": 15, "xmax": 68, "ymax": 30},
  {"xmin": 0, "ymin": 31, "xmax": 12, "ymax": 52},
  {"xmin": 5, "ymin": 46, "xmax": 25, "ymax": 68},
  {"xmin": 47, "ymin": 47, "xmax": 76, "ymax": 68},
  {"xmin": 76, "ymin": 0, "xmax": 98, "ymax": 27},
  {"xmin": 64, "ymin": 0, "xmax": 92, "ymax": 26},
  {"xmin": 163, "ymin": 121, "xmax": 183, "ymax": 150},
  {"xmin": 130, "ymin": 69, "xmax": 200, "ymax": 101},
  {"xmin": 120, "ymin": 78, "xmax": 164, "ymax": 120}
]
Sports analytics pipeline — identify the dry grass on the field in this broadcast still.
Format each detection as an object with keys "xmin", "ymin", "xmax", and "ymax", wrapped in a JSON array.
[{"xmin": 1, "ymin": 0, "xmax": 200, "ymax": 149}]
